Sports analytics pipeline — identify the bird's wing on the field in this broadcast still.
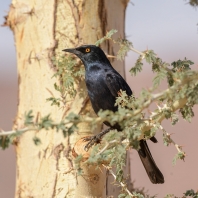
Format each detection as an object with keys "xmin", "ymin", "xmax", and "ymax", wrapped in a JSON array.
[{"xmin": 105, "ymin": 71, "xmax": 132, "ymax": 97}]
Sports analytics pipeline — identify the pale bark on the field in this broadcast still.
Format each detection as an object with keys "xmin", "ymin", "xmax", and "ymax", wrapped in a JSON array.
[{"xmin": 6, "ymin": 0, "xmax": 129, "ymax": 197}]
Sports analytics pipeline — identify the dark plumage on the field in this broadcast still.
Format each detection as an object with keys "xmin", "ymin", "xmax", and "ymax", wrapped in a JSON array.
[{"xmin": 63, "ymin": 45, "xmax": 164, "ymax": 184}]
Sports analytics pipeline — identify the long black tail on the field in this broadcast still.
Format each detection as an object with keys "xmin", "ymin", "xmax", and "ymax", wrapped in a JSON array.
[{"xmin": 138, "ymin": 140, "xmax": 164, "ymax": 184}]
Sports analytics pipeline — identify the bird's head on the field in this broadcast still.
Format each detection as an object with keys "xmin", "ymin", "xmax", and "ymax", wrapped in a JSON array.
[{"xmin": 63, "ymin": 45, "xmax": 111, "ymax": 67}]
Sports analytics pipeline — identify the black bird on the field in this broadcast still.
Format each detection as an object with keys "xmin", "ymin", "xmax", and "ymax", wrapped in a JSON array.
[{"xmin": 63, "ymin": 45, "xmax": 164, "ymax": 184}]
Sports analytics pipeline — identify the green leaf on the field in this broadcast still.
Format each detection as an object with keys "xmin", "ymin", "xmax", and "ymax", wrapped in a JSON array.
[
  {"xmin": 170, "ymin": 113, "xmax": 179, "ymax": 125},
  {"xmin": 172, "ymin": 151, "xmax": 185, "ymax": 165},
  {"xmin": 95, "ymin": 29, "xmax": 118, "ymax": 46},
  {"xmin": 152, "ymin": 68, "xmax": 167, "ymax": 88},
  {"xmin": 171, "ymin": 58, "xmax": 193, "ymax": 72},
  {"xmin": 145, "ymin": 50, "xmax": 156, "ymax": 64},
  {"xmin": 24, "ymin": 110, "xmax": 34, "ymax": 126},
  {"xmin": 116, "ymin": 39, "xmax": 133, "ymax": 60},
  {"xmin": 184, "ymin": 189, "xmax": 198, "ymax": 197},
  {"xmin": 0, "ymin": 136, "xmax": 11, "ymax": 150},
  {"xmin": 39, "ymin": 114, "xmax": 53, "ymax": 130},
  {"xmin": 33, "ymin": 136, "xmax": 41, "ymax": 145},
  {"xmin": 179, "ymin": 105, "xmax": 194, "ymax": 122},
  {"xmin": 46, "ymin": 97, "xmax": 61, "ymax": 107},
  {"xmin": 163, "ymin": 133, "xmax": 172, "ymax": 146},
  {"xmin": 118, "ymin": 193, "xmax": 127, "ymax": 198},
  {"xmin": 130, "ymin": 56, "xmax": 143, "ymax": 76}
]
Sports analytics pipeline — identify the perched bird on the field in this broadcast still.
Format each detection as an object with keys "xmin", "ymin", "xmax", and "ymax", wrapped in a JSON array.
[{"xmin": 63, "ymin": 45, "xmax": 164, "ymax": 184}]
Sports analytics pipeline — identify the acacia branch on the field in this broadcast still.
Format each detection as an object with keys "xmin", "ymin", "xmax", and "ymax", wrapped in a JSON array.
[{"xmin": 132, "ymin": 72, "xmax": 198, "ymax": 119}]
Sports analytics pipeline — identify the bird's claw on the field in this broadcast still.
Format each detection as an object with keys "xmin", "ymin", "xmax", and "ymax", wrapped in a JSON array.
[
  {"xmin": 83, "ymin": 128, "xmax": 112, "ymax": 151},
  {"xmin": 83, "ymin": 135, "xmax": 102, "ymax": 151}
]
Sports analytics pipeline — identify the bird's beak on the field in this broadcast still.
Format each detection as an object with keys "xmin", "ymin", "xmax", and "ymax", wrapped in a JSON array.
[{"xmin": 62, "ymin": 48, "xmax": 80, "ymax": 56}]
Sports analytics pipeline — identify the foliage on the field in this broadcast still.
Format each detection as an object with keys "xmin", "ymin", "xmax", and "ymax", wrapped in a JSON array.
[
  {"xmin": 95, "ymin": 29, "xmax": 133, "ymax": 60},
  {"xmin": 185, "ymin": 0, "xmax": 198, "ymax": 7},
  {"xmin": 95, "ymin": 29, "xmax": 118, "ymax": 46},
  {"xmin": 46, "ymin": 55, "xmax": 84, "ymax": 107},
  {"xmin": 0, "ymin": 110, "xmax": 80, "ymax": 149},
  {"xmin": 1, "ymin": 30, "xmax": 197, "ymax": 197},
  {"xmin": 165, "ymin": 189, "xmax": 198, "ymax": 198},
  {"xmin": 184, "ymin": 189, "xmax": 198, "ymax": 198}
]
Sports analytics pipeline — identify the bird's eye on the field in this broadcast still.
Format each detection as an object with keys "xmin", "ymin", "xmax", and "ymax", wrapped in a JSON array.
[{"xmin": 85, "ymin": 48, "xmax": 91, "ymax": 53}]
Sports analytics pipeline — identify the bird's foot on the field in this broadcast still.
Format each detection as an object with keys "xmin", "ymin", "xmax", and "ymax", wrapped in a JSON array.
[
  {"xmin": 83, "ymin": 135, "xmax": 102, "ymax": 151},
  {"xmin": 83, "ymin": 128, "xmax": 111, "ymax": 151}
]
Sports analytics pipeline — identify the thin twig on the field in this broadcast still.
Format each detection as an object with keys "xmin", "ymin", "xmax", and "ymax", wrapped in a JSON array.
[
  {"xmin": 159, "ymin": 125, "xmax": 184, "ymax": 154},
  {"xmin": 0, "ymin": 128, "xmax": 30, "ymax": 136},
  {"xmin": 103, "ymin": 164, "xmax": 134, "ymax": 197},
  {"xmin": 130, "ymin": 47, "xmax": 145, "ymax": 57},
  {"xmin": 107, "ymin": 54, "xmax": 116, "ymax": 59}
]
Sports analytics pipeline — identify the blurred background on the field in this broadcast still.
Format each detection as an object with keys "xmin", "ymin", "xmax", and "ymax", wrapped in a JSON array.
[{"xmin": 0, "ymin": 0, "xmax": 197, "ymax": 197}]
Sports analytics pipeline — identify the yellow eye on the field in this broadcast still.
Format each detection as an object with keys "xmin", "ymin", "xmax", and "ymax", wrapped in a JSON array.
[{"xmin": 85, "ymin": 48, "xmax": 90, "ymax": 53}]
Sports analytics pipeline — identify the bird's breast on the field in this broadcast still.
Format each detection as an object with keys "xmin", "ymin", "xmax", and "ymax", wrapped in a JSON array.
[{"xmin": 85, "ymin": 71, "xmax": 117, "ymax": 114}]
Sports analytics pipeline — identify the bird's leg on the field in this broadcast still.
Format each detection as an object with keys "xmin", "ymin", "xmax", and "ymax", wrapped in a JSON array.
[{"xmin": 83, "ymin": 128, "xmax": 112, "ymax": 151}]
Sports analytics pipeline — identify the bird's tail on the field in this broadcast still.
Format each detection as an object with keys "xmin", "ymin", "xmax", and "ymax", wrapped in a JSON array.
[{"xmin": 138, "ymin": 140, "xmax": 164, "ymax": 184}]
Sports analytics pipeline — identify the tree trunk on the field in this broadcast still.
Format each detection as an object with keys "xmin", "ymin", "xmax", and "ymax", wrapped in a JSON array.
[{"xmin": 6, "ymin": 0, "xmax": 129, "ymax": 197}]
